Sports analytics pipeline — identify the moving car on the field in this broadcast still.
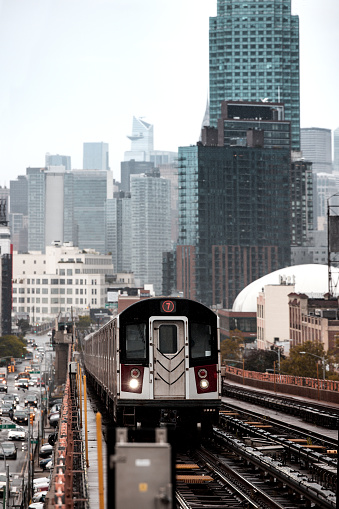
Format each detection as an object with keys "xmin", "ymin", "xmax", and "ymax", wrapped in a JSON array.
[
  {"xmin": 0, "ymin": 442, "xmax": 17, "ymax": 460},
  {"xmin": 0, "ymin": 403, "xmax": 14, "ymax": 418},
  {"xmin": 7, "ymin": 427, "xmax": 26, "ymax": 441},
  {"xmin": 0, "ymin": 379, "xmax": 8, "ymax": 393},
  {"xmin": 13, "ymin": 409, "xmax": 29, "ymax": 425},
  {"xmin": 24, "ymin": 392, "xmax": 38, "ymax": 407},
  {"xmin": 15, "ymin": 379, "xmax": 29, "ymax": 390},
  {"xmin": 2, "ymin": 394, "xmax": 19, "ymax": 408}
]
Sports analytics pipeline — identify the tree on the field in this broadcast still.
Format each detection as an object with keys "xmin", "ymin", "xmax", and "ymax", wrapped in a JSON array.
[
  {"xmin": 0, "ymin": 335, "xmax": 27, "ymax": 359},
  {"xmin": 17, "ymin": 319, "xmax": 30, "ymax": 336},
  {"xmin": 243, "ymin": 349, "xmax": 285, "ymax": 373},
  {"xmin": 220, "ymin": 336, "xmax": 243, "ymax": 364},
  {"xmin": 76, "ymin": 315, "xmax": 92, "ymax": 330},
  {"xmin": 280, "ymin": 341, "xmax": 326, "ymax": 378}
]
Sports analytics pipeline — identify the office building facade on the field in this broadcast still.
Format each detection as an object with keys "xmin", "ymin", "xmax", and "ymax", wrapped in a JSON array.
[
  {"xmin": 45, "ymin": 153, "xmax": 71, "ymax": 170},
  {"xmin": 300, "ymin": 128, "xmax": 333, "ymax": 174},
  {"xmin": 209, "ymin": 0, "xmax": 300, "ymax": 151},
  {"xmin": 0, "ymin": 200, "xmax": 12, "ymax": 335},
  {"xmin": 177, "ymin": 141, "xmax": 291, "ymax": 308},
  {"xmin": 125, "ymin": 117, "xmax": 154, "ymax": 162},
  {"xmin": 333, "ymin": 127, "xmax": 339, "ymax": 173},
  {"xmin": 64, "ymin": 170, "xmax": 112, "ymax": 254},
  {"xmin": 24, "ymin": 167, "xmax": 112, "ymax": 254},
  {"xmin": 12, "ymin": 244, "xmax": 114, "ymax": 323},
  {"xmin": 108, "ymin": 192, "xmax": 132, "ymax": 273},
  {"xmin": 130, "ymin": 171, "xmax": 171, "ymax": 295},
  {"xmin": 83, "ymin": 142, "xmax": 109, "ymax": 170}
]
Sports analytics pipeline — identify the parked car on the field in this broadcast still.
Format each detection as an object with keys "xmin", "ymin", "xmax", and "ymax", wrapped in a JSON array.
[
  {"xmin": 8, "ymin": 426, "xmax": 26, "ymax": 441},
  {"xmin": 39, "ymin": 456, "xmax": 53, "ymax": 471},
  {"xmin": 0, "ymin": 442, "xmax": 17, "ymax": 459},
  {"xmin": 33, "ymin": 477, "xmax": 50, "ymax": 492},
  {"xmin": 39, "ymin": 444, "xmax": 53, "ymax": 458},
  {"xmin": 50, "ymin": 404, "xmax": 61, "ymax": 414},
  {"xmin": 32, "ymin": 490, "xmax": 48, "ymax": 502},
  {"xmin": 49, "ymin": 412, "xmax": 60, "ymax": 428},
  {"xmin": 49, "ymin": 398, "xmax": 62, "ymax": 408},
  {"xmin": 13, "ymin": 409, "xmax": 29, "ymax": 425},
  {"xmin": 29, "ymin": 502, "xmax": 44, "ymax": 509},
  {"xmin": 48, "ymin": 432, "xmax": 58, "ymax": 446},
  {"xmin": 0, "ymin": 472, "xmax": 10, "ymax": 497}
]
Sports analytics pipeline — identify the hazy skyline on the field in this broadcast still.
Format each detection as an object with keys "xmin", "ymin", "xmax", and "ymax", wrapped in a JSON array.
[{"xmin": 0, "ymin": 0, "xmax": 338, "ymax": 184}]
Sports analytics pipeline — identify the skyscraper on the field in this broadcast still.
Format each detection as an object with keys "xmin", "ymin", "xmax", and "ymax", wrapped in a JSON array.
[
  {"xmin": 25, "ymin": 167, "xmax": 112, "ymax": 254},
  {"xmin": 124, "ymin": 116, "xmax": 178, "ymax": 164},
  {"xmin": 177, "ymin": 142, "xmax": 291, "ymax": 308},
  {"xmin": 45, "ymin": 153, "xmax": 71, "ymax": 170},
  {"xmin": 64, "ymin": 169, "xmax": 112, "ymax": 254},
  {"xmin": 300, "ymin": 128, "xmax": 333, "ymax": 174},
  {"xmin": 125, "ymin": 117, "xmax": 154, "ymax": 162},
  {"xmin": 334, "ymin": 127, "xmax": 339, "ymax": 173},
  {"xmin": 83, "ymin": 142, "xmax": 109, "ymax": 170},
  {"xmin": 9, "ymin": 176, "xmax": 28, "ymax": 253},
  {"xmin": 130, "ymin": 171, "xmax": 171, "ymax": 295},
  {"xmin": 0, "ymin": 199, "xmax": 12, "ymax": 335},
  {"xmin": 107, "ymin": 191, "xmax": 132, "ymax": 273},
  {"xmin": 177, "ymin": 102, "xmax": 292, "ymax": 308},
  {"xmin": 209, "ymin": 0, "xmax": 300, "ymax": 151}
]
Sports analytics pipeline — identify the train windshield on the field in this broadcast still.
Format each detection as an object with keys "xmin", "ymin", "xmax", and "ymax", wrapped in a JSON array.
[
  {"xmin": 189, "ymin": 323, "xmax": 217, "ymax": 365},
  {"xmin": 125, "ymin": 323, "xmax": 147, "ymax": 360}
]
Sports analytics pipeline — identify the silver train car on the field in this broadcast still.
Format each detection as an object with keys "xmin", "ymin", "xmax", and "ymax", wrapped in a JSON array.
[{"xmin": 83, "ymin": 297, "xmax": 221, "ymax": 430}]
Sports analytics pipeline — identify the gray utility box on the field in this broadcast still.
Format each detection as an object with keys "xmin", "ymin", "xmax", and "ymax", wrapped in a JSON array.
[{"xmin": 110, "ymin": 428, "xmax": 173, "ymax": 509}]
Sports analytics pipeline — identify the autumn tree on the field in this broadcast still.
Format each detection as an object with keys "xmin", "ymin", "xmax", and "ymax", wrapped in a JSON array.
[
  {"xmin": 280, "ymin": 341, "xmax": 327, "ymax": 378},
  {"xmin": 0, "ymin": 335, "xmax": 27, "ymax": 359},
  {"xmin": 220, "ymin": 335, "xmax": 243, "ymax": 364}
]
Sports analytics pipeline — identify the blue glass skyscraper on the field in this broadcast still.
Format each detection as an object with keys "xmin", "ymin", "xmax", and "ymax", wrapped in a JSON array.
[{"xmin": 209, "ymin": 0, "xmax": 300, "ymax": 150}]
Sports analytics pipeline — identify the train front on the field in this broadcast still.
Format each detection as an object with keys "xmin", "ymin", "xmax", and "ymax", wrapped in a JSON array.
[{"xmin": 117, "ymin": 298, "xmax": 221, "ymax": 432}]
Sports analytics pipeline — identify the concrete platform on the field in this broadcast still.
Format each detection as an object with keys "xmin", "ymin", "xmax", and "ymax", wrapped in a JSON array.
[{"xmin": 80, "ymin": 389, "xmax": 107, "ymax": 508}]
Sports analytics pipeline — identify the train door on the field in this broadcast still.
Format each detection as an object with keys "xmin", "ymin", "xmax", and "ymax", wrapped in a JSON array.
[{"xmin": 152, "ymin": 320, "xmax": 187, "ymax": 399}]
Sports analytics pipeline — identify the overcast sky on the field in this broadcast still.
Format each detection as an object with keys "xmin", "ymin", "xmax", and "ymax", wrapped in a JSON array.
[{"xmin": 0, "ymin": 0, "xmax": 338, "ymax": 184}]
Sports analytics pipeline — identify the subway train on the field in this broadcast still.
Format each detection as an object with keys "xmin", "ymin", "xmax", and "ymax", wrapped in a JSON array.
[{"xmin": 82, "ymin": 297, "xmax": 221, "ymax": 432}]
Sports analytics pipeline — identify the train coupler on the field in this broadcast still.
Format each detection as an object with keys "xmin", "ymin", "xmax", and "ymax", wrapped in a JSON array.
[{"xmin": 160, "ymin": 409, "xmax": 177, "ymax": 427}]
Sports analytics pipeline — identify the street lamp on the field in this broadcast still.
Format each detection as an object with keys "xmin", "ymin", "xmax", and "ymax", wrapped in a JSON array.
[
  {"xmin": 270, "ymin": 348, "xmax": 281, "ymax": 375},
  {"xmin": 300, "ymin": 351, "xmax": 326, "ymax": 380}
]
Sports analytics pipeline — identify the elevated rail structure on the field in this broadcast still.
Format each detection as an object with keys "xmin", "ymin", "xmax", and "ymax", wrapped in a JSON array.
[{"xmin": 222, "ymin": 365, "xmax": 339, "ymax": 404}]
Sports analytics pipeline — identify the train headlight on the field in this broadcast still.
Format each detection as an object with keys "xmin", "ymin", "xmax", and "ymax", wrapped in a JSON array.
[
  {"xmin": 199, "ymin": 379, "xmax": 210, "ymax": 390},
  {"xmin": 129, "ymin": 379, "xmax": 139, "ymax": 389}
]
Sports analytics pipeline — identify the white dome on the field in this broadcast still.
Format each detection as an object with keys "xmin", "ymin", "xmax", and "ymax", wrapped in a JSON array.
[{"xmin": 232, "ymin": 264, "xmax": 339, "ymax": 312}]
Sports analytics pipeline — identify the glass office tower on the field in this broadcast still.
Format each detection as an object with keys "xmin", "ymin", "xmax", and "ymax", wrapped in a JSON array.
[
  {"xmin": 83, "ymin": 142, "xmax": 109, "ymax": 170},
  {"xmin": 209, "ymin": 0, "xmax": 300, "ymax": 150}
]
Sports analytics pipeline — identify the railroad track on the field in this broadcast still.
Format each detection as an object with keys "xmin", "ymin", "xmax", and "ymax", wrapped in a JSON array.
[
  {"xmin": 175, "ymin": 437, "xmax": 335, "ymax": 509},
  {"xmin": 212, "ymin": 406, "xmax": 337, "ymax": 508},
  {"xmin": 222, "ymin": 381, "xmax": 339, "ymax": 429}
]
